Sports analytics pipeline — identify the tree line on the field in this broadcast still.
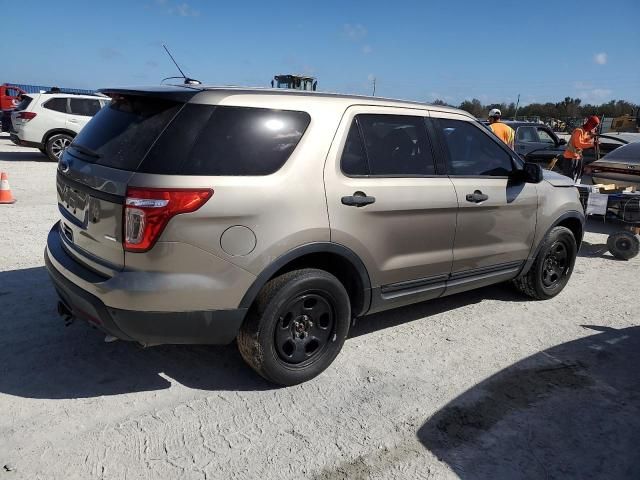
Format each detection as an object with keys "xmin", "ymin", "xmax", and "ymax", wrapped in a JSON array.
[{"xmin": 433, "ymin": 97, "xmax": 638, "ymax": 120}]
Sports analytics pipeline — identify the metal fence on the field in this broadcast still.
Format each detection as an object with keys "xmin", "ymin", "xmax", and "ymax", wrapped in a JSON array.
[{"xmin": 5, "ymin": 83, "xmax": 95, "ymax": 95}]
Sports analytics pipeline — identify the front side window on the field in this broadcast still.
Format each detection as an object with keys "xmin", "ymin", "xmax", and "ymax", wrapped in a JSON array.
[
  {"xmin": 43, "ymin": 97, "xmax": 68, "ymax": 113},
  {"xmin": 69, "ymin": 98, "xmax": 101, "ymax": 116},
  {"xmin": 351, "ymin": 114, "xmax": 435, "ymax": 176},
  {"xmin": 536, "ymin": 128, "xmax": 555, "ymax": 144},
  {"xmin": 439, "ymin": 118, "xmax": 513, "ymax": 176},
  {"xmin": 516, "ymin": 126, "xmax": 537, "ymax": 143}
]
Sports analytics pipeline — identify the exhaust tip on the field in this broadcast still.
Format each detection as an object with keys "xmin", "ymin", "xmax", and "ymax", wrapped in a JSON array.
[
  {"xmin": 57, "ymin": 301, "xmax": 72, "ymax": 316},
  {"xmin": 57, "ymin": 301, "xmax": 74, "ymax": 326}
]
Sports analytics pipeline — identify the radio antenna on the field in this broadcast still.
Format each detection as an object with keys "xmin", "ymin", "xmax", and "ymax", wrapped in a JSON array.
[{"xmin": 161, "ymin": 44, "xmax": 201, "ymax": 85}]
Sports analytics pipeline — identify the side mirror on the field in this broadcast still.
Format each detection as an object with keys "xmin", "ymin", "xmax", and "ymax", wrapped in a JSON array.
[
  {"xmin": 558, "ymin": 138, "xmax": 567, "ymax": 146},
  {"xmin": 523, "ymin": 161, "xmax": 543, "ymax": 183},
  {"xmin": 511, "ymin": 162, "xmax": 543, "ymax": 183}
]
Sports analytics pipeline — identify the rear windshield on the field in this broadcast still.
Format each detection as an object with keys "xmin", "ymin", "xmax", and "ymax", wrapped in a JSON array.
[
  {"xmin": 15, "ymin": 96, "xmax": 32, "ymax": 111},
  {"xmin": 141, "ymin": 104, "xmax": 311, "ymax": 175},
  {"xmin": 601, "ymin": 142, "xmax": 640, "ymax": 163},
  {"xmin": 69, "ymin": 95, "xmax": 183, "ymax": 171}
]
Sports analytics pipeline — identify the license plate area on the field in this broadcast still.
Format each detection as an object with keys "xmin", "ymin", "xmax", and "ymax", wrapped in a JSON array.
[{"xmin": 58, "ymin": 183, "xmax": 89, "ymax": 227}]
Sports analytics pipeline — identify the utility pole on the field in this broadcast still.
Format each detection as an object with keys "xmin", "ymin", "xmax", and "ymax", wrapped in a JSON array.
[
  {"xmin": 372, "ymin": 77, "xmax": 376, "ymax": 96},
  {"xmin": 514, "ymin": 93, "xmax": 520, "ymax": 120}
]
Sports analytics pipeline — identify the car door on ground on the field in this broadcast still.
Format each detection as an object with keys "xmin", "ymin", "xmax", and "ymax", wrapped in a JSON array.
[
  {"xmin": 324, "ymin": 107, "xmax": 458, "ymax": 309},
  {"xmin": 432, "ymin": 115, "xmax": 537, "ymax": 282}
]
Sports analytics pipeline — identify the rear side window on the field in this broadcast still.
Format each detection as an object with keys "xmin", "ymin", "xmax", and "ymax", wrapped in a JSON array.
[
  {"xmin": 340, "ymin": 121, "xmax": 369, "ymax": 175},
  {"xmin": 69, "ymin": 98, "xmax": 101, "ymax": 116},
  {"xmin": 44, "ymin": 97, "xmax": 68, "ymax": 113},
  {"xmin": 359, "ymin": 114, "xmax": 435, "ymax": 175},
  {"xmin": 141, "ymin": 105, "xmax": 311, "ymax": 175},
  {"xmin": 438, "ymin": 118, "xmax": 513, "ymax": 176},
  {"xmin": 340, "ymin": 114, "xmax": 435, "ymax": 176},
  {"xmin": 70, "ymin": 95, "xmax": 183, "ymax": 171}
]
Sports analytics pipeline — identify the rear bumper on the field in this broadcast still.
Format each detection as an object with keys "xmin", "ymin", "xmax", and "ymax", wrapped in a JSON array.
[
  {"xmin": 45, "ymin": 225, "xmax": 248, "ymax": 345},
  {"xmin": 9, "ymin": 133, "xmax": 41, "ymax": 149}
]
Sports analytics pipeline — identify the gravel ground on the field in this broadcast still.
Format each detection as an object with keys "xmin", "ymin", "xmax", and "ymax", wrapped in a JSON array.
[{"xmin": 0, "ymin": 134, "xmax": 638, "ymax": 479}]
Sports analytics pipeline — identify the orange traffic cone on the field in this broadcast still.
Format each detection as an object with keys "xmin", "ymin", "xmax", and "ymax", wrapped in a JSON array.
[{"xmin": 0, "ymin": 172, "xmax": 16, "ymax": 204}]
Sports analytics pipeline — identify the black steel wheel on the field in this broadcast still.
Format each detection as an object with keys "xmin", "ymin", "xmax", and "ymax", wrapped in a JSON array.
[
  {"xmin": 274, "ymin": 293, "xmax": 335, "ymax": 365},
  {"xmin": 238, "ymin": 269, "xmax": 351, "ymax": 386},
  {"xmin": 513, "ymin": 226, "xmax": 577, "ymax": 300},
  {"xmin": 541, "ymin": 240, "xmax": 570, "ymax": 288},
  {"xmin": 607, "ymin": 231, "xmax": 640, "ymax": 260}
]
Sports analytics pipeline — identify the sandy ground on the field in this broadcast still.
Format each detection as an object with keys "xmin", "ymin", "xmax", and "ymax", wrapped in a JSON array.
[{"xmin": 0, "ymin": 134, "xmax": 638, "ymax": 480}]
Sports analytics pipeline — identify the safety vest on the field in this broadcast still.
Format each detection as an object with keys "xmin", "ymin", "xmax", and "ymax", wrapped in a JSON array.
[{"xmin": 566, "ymin": 142, "xmax": 582, "ymax": 157}]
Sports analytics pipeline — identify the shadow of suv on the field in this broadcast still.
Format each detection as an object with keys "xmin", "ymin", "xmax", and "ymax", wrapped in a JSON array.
[{"xmin": 45, "ymin": 86, "xmax": 585, "ymax": 385}]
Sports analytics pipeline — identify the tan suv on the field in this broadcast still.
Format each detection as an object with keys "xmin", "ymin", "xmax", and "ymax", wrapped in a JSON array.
[{"xmin": 45, "ymin": 86, "xmax": 585, "ymax": 385}]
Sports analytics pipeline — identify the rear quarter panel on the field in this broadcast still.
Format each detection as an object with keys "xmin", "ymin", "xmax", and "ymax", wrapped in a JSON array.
[{"xmin": 127, "ymin": 93, "xmax": 347, "ymax": 276}]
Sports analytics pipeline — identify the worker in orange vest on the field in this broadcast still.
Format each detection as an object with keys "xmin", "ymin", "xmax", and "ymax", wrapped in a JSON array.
[
  {"xmin": 488, "ymin": 108, "xmax": 515, "ymax": 148},
  {"xmin": 562, "ymin": 115, "xmax": 599, "ymax": 182}
]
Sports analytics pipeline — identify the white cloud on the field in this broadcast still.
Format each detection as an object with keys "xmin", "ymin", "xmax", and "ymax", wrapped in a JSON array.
[
  {"xmin": 343, "ymin": 23, "xmax": 367, "ymax": 40},
  {"xmin": 362, "ymin": 45, "xmax": 372, "ymax": 54},
  {"xmin": 574, "ymin": 81, "xmax": 593, "ymax": 89},
  {"xmin": 578, "ymin": 88, "xmax": 613, "ymax": 103},
  {"xmin": 594, "ymin": 52, "xmax": 607, "ymax": 65},
  {"xmin": 171, "ymin": 3, "xmax": 199, "ymax": 16}
]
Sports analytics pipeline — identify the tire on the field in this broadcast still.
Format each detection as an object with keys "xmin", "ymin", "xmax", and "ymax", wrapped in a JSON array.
[
  {"xmin": 45, "ymin": 133, "xmax": 73, "ymax": 162},
  {"xmin": 513, "ymin": 226, "xmax": 577, "ymax": 300},
  {"xmin": 607, "ymin": 231, "xmax": 640, "ymax": 260},
  {"xmin": 237, "ymin": 269, "xmax": 351, "ymax": 386}
]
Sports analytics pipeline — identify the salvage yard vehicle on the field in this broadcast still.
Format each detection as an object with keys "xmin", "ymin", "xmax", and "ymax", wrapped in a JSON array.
[
  {"xmin": 1, "ymin": 84, "xmax": 27, "ymax": 132},
  {"xmin": 45, "ymin": 86, "xmax": 585, "ymax": 385},
  {"xmin": 491, "ymin": 121, "xmax": 626, "ymax": 166},
  {"xmin": 10, "ymin": 92, "xmax": 109, "ymax": 161},
  {"xmin": 583, "ymin": 141, "xmax": 640, "ymax": 188}
]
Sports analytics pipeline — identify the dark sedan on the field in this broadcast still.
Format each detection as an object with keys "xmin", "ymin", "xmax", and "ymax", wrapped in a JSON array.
[{"xmin": 584, "ymin": 141, "xmax": 640, "ymax": 187}]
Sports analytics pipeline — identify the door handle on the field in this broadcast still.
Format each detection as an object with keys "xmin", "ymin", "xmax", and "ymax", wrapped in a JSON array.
[
  {"xmin": 341, "ymin": 191, "xmax": 376, "ymax": 207},
  {"xmin": 466, "ymin": 190, "xmax": 489, "ymax": 203},
  {"xmin": 68, "ymin": 119, "xmax": 79, "ymax": 123}
]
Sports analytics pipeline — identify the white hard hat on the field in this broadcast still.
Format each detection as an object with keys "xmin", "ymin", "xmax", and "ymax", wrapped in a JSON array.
[{"xmin": 488, "ymin": 108, "xmax": 502, "ymax": 118}]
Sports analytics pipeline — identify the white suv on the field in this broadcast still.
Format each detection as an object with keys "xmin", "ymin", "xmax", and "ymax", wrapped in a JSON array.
[{"xmin": 10, "ymin": 92, "xmax": 109, "ymax": 161}]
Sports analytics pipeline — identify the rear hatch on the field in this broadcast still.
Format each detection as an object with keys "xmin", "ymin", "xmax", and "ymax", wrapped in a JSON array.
[
  {"xmin": 11, "ymin": 95, "xmax": 34, "ymax": 132},
  {"xmin": 55, "ymin": 87, "xmax": 198, "ymax": 275}
]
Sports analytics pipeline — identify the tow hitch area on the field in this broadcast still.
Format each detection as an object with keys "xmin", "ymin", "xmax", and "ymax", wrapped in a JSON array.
[{"xmin": 57, "ymin": 301, "xmax": 74, "ymax": 326}]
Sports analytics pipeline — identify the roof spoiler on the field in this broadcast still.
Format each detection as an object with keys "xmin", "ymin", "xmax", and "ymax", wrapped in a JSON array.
[{"xmin": 98, "ymin": 86, "xmax": 200, "ymax": 102}]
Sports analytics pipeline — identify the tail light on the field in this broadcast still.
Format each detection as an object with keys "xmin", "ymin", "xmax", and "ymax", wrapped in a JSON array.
[
  {"xmin": 124, "ymin": 187, "xmax": 213, "ymax": 252},
  {"xmin": 17, "ymin": 111, "xmax": 37, "ymax": 121}
]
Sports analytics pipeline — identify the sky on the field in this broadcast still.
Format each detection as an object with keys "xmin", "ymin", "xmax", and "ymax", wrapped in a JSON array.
[{"xmin": 4, "ymin": 0, "xmax": 639, "ymax": 106}]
